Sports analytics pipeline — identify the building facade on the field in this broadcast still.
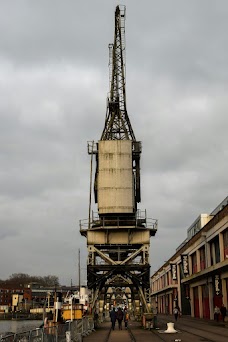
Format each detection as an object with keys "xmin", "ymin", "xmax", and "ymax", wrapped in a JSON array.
[
  {"xmin": 0, "ymin": 284, "xmax": 84, "ymax": 313},
  {"xmin": 151, "ymin": 197, "xmax": 228, "ymax": 320}
]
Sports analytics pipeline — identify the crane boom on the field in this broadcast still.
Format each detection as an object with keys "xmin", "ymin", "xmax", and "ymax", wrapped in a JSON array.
[{"xmin": 101, "ymin": 5, "xmax": 135, "ymax": 141}]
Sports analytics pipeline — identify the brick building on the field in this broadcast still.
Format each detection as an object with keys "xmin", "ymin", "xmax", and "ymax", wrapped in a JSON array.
[
  {"xmin": 151, "ymin": 196, "xmax": 228, "ymax": 320},
  {"xmin": 0, "ymin": 285, "xmax": 32, "ymax": 311}
]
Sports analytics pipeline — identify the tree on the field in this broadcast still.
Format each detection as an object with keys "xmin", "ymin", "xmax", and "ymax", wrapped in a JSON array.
[
  {"xmin": 42, "ymin": 275, "xmax": 59, "ymax": 287},
  {"xmin": 4, "ymin": 273, "xmax": 60, "ymax": 287}
]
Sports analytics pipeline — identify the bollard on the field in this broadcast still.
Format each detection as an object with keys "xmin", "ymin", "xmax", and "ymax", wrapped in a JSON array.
[
  {"xmin": 164, "ymin": 322, "xmax": 177, "ymax": 333},
  {"xmin": 66, "ymin": 331, "xmax": 71, "ymax": 342}
]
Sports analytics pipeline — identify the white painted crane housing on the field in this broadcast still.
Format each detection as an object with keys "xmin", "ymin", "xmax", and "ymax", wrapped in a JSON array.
[{"xmin": 98, "ymin": 140, "xmax": 134, "ymax": 214}]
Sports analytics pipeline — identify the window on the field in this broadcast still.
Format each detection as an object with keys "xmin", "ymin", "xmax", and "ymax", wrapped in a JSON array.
[
  {"xmin": 192, "ymin": 252, "xmax": 197, "ymax": 273},
  {"xmin": 210, "ymin": 236, "xmax": 220, "ymax": 265},
  {"xmin": 161, "ymin": 275, "xmax": 165, "ymax": 288},
  {"xmin": 223, "ymin": 229, "xmax": 228, "ymax": 259},
  {"xmin": 166, "ymin": 273, "xmax": 169, "ymax": 286},
  {"xmin": 200, "ymin": 247, "xmax": 206, "ymax": 270}
]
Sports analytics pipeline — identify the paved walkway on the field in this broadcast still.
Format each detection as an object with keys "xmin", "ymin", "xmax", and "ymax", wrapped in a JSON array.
[
  {"xmin": 83, "ymin": 320, "xmax": 144, "ymax": 342},
  {"xmin": 83, "ymin": 315, "xmax": 228, "ymax": 342},
  {"xmin": 157, "ymin": 313, "xmax": 228, "ymax": 328}
]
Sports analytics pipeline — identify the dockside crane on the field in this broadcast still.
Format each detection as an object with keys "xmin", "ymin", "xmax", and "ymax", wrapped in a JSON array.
[{"xmin": 80, "ymin": 5, "xmax": 157, "ymax": 316}]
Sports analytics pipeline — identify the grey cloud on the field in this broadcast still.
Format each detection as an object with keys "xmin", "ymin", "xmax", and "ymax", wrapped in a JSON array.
[
  {"xmin": 0, "ymin": 0, "xmax": 227, "ymax": 284},
  {"xmin": 0, "ymin": 227, "xmax": 19, "ymax": 240},
  {"xmin": 0, "ymin": 1, "xmax": 114, "ymax": 67}
]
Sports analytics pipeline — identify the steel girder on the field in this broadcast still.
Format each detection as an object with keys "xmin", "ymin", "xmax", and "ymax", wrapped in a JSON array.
[{"xmin": 86, "ymin": 238, "xmax": 151, "ymax": 313}]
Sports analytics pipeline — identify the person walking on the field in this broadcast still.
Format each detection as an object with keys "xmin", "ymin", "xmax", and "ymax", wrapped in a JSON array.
[
  {"xmin": 220, "ymin": 304, "xmax": 227, "ymax": 322},
  {"xmin": 93, "ymin": 310, "xmax": 99, "ymax": 329},
  {"xmin": 173, "ymin": 306, "xmax": 180, "ymax": 321},
  {"xmin": 214, "ymin": 305, "xmax": 220, "ymax": 322},
  {"xmin": 110, "ymin": 308, "xmax": 117, "ymax": 330},
  {"xmin": 123, "ymin": 309, "xmax": 129, "ymax": 328},
  {"xmin": 116, "ymin": 307, "xmax": 124, "ymax": 330}
]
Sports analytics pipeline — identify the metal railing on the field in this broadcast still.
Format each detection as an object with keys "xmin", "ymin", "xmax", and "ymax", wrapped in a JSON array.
[
  {"xmin": 0, "ymin": 317, "xmax": 95, "ymax": 342},
  {"xmin": 80, "ymin": 210, "xmax": 158, "ymax": 232}
]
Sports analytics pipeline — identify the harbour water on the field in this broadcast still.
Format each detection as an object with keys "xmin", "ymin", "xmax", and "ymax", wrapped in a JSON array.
[{"xmin": 0, "ymin": 320, "xmax": 43, "ymax": 335}]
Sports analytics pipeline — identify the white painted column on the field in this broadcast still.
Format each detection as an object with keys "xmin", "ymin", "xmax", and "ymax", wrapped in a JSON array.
[
  {"xmin": 219, "ymin": 232, "xmax": 225, "ymax": 262},
  {"xmin": 206, "ymin": 242, "xmax": 211, "ymax": 268},
  {"xmin": 196, "ymin": 250, "xmax": 201, "ymax": 272},
  {"xmin": 189, "ymin": 255, "xmax": 193, "ymax": 275}
]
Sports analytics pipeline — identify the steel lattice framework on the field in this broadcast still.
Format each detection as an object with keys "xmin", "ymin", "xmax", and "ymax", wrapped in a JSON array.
[{"xmin": 101, "ymin": 6, "xmax": 135, "ymax": 141}]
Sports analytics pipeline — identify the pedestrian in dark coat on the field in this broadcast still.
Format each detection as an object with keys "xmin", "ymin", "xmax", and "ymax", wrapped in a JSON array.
[
  {"xmin": 214, "ymin": 305, "xmax": 220, "ymax": 322},
  {"xmin": 220, "ymin": 304, "xmax": 227, "ymax": 322},
  {"xmin": 110, "ymin": 308, "xmax": 117, "ymax": 330},
  {"xmin": 123, "ymin": 309, "xmax": 129, "ymax": 328},
  {"xmin": 93, "ymin": 311, "xmax": 99, "ymax": 329},
  {"xmin": 173, "ymin": 306, "xmax": 180, "ymax": 321},
  {"xmin": 116, "ymin": 307, "xmax": 124, "ymax": 330}
]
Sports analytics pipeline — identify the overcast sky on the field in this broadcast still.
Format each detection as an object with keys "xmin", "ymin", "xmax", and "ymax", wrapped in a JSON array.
[{"xmin": 0, "ymin": 0, "xmax": 227, "ymax": 285}]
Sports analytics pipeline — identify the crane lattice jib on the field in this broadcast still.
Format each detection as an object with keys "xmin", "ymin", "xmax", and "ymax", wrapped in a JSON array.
[{"xmin": 101, "ymin": 5, "xmax": 136, "ymax": 141}]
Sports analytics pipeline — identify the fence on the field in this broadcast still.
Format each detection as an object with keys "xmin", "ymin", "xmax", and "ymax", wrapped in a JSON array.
[{"xmin": 0, "ymin": 317, "xmax": 95, "ymax": 342}]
